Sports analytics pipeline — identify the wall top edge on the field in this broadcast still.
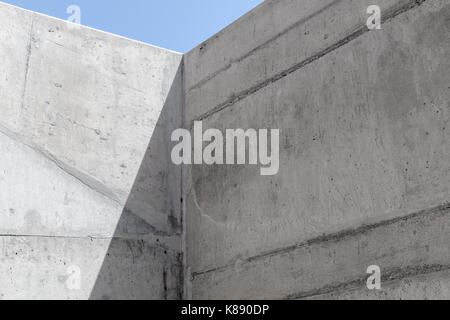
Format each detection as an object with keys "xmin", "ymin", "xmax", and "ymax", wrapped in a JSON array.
[
  {"xmin": 185, "ymin": 0, "xmax": 268, "ymax": 55},
  {"xmin": 0, "ymin": 0, "xmax": 183, "ymax": 56}
]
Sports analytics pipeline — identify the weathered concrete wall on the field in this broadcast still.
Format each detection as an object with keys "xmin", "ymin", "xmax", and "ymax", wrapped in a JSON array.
[
  {"xmin": 0, "ymin": 2, "xmax": 183, "ymax": 299},
  {"xmin": 2, "ymin": 0, "xmax": 449, "ymax": 300},
  {"xmin": 183, "ymin": 0, "xmax": 450, "ymax": 299}
]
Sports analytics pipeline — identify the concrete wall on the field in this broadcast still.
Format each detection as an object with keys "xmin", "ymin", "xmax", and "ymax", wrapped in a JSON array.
[
  {"xmin": 2, "ymin": 0, "xmax": 450, "ymax": 300},
  {"xmin": 183, "ymin": 0, "xmax": 450, "ymax": 299},
  {"xmin": 0, "ymin": 2, "xmax": 183, "ymax": 299}
]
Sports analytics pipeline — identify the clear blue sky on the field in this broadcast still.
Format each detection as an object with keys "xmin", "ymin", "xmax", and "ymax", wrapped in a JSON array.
[{"xmin": 2, "ymin": 0, "xmax": 263, "ymax": 53}]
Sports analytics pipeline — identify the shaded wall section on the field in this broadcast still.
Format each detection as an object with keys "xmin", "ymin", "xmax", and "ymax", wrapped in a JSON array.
[
  {"xmin": 183, "ymin": 0, "xmax": 450, "ymax": 299},
  {"xmin": 0, "ymin": 2, "xmax": 183, "ymax": 299},
  {"xmin": 89, "ymin": 65, "xmax": 184, "ymax": 300}
]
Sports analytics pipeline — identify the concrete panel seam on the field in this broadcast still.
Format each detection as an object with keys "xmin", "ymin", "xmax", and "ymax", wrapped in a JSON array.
[
  {"xmin": 287, "ymin": 263, "xmax": 450, "ymax": 299},
  {"xmin": 0, "ymin": 233, "xmax": 180, "ymax": 251},
  {"xmin": 0, "ymin": 123, "xmax": 123, "ymax": 206},
  {"xmin": 188, "ymin": 0, "xmax": 344, "ymax": 93},
  {"xmin": 192, "ymin": 0, "xmax": 428, "ymax": 124},
  {"xmin": 191, "ymin": 202, "xmax": 450, "ymax": 278},
  {"xmin": 0, "ymin": 233, "xmax": 109, "ymax": 240}
]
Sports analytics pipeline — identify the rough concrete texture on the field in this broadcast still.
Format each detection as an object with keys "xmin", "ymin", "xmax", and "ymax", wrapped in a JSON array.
[
  {"xmin": 190, "ymin": 204, "xmax": 450, "ymax": 299},
  {"xmin": 0, "ymin": 2, "xmax": 183, "ymax": 299},
  {"xmin": 306, "ymin": 269, "xmax": 450, "ymax": 300},
  {"xmin": 1, "ymin": 0, "xmax": 449, "ymax": 300},
  {"xmin": 183, "ymin": 0, "xmax": 450, "ymax": 299}
]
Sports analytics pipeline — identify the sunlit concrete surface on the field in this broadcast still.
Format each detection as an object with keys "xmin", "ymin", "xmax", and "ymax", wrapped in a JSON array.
[{"xmin": 0, "ymin": 1, "xmax": 183, "ymax": 299}]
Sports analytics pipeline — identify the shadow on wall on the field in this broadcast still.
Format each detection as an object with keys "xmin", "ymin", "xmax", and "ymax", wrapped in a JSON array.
[{"xmin": 89, "ymin": 64, "xmax": 184, "ymax": 300}]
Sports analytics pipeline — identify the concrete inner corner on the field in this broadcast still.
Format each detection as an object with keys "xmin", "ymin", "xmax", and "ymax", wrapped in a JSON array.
[{"xmin": 0, "ymin": 0, "xmax": 449, "ymax": 300}]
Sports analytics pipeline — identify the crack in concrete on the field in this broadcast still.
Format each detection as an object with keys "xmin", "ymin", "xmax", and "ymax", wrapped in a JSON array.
[
  {"xmin": 20, "ymin": 13, "xmax": 34, "ymax": 112},
  {"xmin": 190, "ymin": 185, "xmax": 228, "ymax": 228},
  {"xmin": 193, "ymin": 0, "xmax": 428, "ymax": 123},
  {"xmin": 162, "ymin": 267, "xmax": 168, "ymax": 300},
  {"xmin": 177, "ymin": 253, "xmax": 185, "ymax": 300},
  {"xmin": 191, "ymin": 202, "xmax": 450, "ymax": 279}
]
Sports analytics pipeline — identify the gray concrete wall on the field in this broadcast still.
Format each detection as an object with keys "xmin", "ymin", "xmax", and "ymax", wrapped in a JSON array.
[
  {"xmin": 183, "ymin": 0, "xmax": 450, "ymax": 299},
  {"xmin": 2, "ymin": 0, "xmax": 449, "ymax": 300},
  {"xmin": 0, "ymin": 2, "xmax": 183, "ymax": 299}
]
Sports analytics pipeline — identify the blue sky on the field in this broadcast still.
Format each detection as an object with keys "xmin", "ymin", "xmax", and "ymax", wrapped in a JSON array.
[{"xmin": 2, "ymin": 0, "xmax": 264, "ymax": 53}]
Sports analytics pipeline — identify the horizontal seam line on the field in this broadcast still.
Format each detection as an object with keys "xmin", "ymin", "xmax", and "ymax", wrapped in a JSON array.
[
  {"xmin": 0, "ymin": 233, "xmax": 117, "ymax": 241},
  {"xmin": 0, "ymin": 233, "xmax": 181, "ymax": 248}
]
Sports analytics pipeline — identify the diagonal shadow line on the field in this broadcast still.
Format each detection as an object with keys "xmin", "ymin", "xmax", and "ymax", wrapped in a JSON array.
[{"xmin": 89, "ymin": 64, "xmax": 184, "ymax": 300}]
